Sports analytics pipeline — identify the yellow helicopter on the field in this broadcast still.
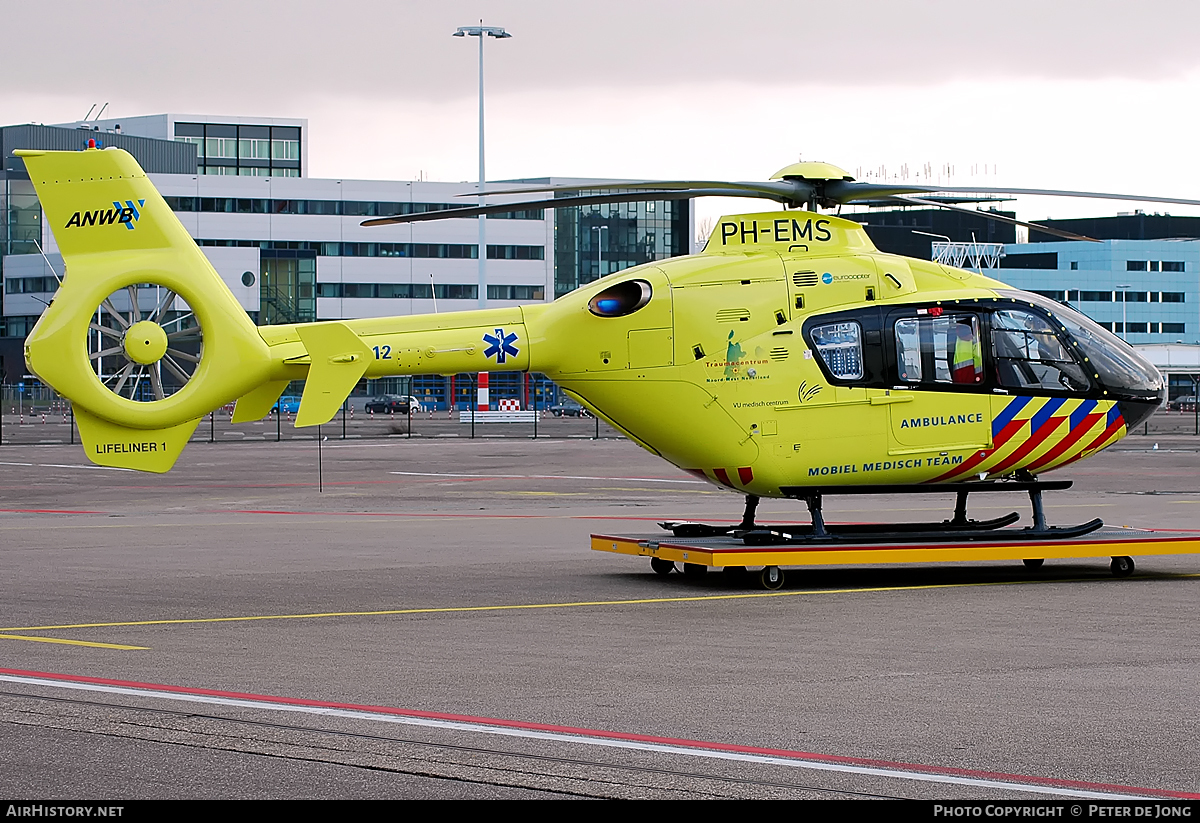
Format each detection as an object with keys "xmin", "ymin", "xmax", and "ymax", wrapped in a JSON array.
[{"xmin": 15, "ymin": 148, "xmax": 1181, "ymax": 545}]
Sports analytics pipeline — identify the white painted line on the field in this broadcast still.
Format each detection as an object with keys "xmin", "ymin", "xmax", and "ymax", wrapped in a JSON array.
[
  {"xmin": 37, "ymin": 464, "xmax": 136, "ymax": 472},
  {"xmin": 0, "ymin": 673, "xmax": 1153, "ymax": 799}
]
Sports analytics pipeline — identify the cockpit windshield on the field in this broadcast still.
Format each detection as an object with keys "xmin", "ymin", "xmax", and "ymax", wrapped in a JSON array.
[{"xmin": 997, "ymin": 290, "xmax": 1163, "ymax": 396}]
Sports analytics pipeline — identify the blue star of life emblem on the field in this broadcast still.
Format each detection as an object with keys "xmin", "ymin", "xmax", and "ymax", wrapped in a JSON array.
[{"xmin": 482, "ymin": 328, "xmax": 520, "ymax": 364}]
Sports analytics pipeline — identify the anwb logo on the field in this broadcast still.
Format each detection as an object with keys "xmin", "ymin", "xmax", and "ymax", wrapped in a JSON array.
[{"xmin": 64, "ymin": 199, "xmax": 146, "ymax": 231}]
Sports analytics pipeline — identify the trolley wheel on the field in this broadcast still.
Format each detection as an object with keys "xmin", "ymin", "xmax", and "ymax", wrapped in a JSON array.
[
  {"xmin": 760, "ymin": 565, "xmax": 785, "ymax": 590},
  {"xmin": 1110, "ymin": 556, "xmax": 1135, "ymax": 578},
  {"xmin": 1023, "ymin": 558, "xmax": 1045, "ymax": 569},
  {"xmin": 650, "ymin": 556, "xmax": 674, "ymax": 576},
  {"xmin": 682, "ymin": 562, "xmax": 708, "ymax": 578}
]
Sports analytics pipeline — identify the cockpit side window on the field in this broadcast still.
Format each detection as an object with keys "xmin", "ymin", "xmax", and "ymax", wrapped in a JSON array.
[
  {"xmin": 811, "ymin": 321, "xmax": 864, "ymax": 380},
  {"xmin": 895, "ymin": 314, "xmax": 983, "ymax": 386},
  {"xmin": 992, "ymin": 309, "xmax": 1090, "ymax": 392}
]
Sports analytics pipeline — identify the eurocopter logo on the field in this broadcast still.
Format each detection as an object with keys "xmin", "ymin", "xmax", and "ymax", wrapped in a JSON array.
[
  {"xmin": 821, "ymin": 271, "xmax": 871, "ymax": 284},
  {"xmin": 483, "ymin": 328, "xmax": 519, "ymax": 364},
  {"xmin": 65, "ymin": 200, "xmax": 146, "ymax": 231}
]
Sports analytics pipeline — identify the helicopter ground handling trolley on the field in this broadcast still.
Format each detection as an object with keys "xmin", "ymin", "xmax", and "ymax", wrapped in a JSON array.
[{"xmin": 591, "ymin": 480, "xmax": 1200, "ymax": 590}]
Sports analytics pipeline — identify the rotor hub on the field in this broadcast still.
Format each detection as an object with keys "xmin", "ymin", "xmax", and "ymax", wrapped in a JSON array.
[{"xmin": 123, "ymin": 320, "xmax": 168, "ymax": 365}]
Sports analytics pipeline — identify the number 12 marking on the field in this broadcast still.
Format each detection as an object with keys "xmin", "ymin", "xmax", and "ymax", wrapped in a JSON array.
[{"xmin": 372, "ymin": 345, "xmax": 392, "ymax": 360}]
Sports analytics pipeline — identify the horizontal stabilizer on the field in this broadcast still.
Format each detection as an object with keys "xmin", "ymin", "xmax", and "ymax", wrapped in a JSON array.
[
  {"xmin": 74, "ymin": 407, "xmax": 200, "ymax": 473},
  {"xmin": 296, "ymin": 322, "xmax": 371, "ymax": 427},
  {"xmin": 233, "ymin": 380, "xmax": 290, "ymax": 423}
]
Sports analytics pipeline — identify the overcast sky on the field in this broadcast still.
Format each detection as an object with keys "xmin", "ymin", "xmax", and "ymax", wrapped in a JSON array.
[{"xmin": 5, "ymin": 0, "xmax": 1200, "ymax": 225}]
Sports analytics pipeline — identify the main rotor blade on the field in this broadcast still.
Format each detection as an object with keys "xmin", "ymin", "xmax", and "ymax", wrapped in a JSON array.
[
  {"xmin": 886, "ymin": 196, "xmax": 1102, "ymax": 242},
  {"xmin": 929, "ymin": 186, "xmax": 1200, "ymax": 209},
  {"xmin": 823, "ymin": 181, "xmax": 951, "ymax": 203},
  {"xmin": 478, "ymin": 179, "xmax": 804, "ymax": 199},
  {"xmin": 362, "ymin": 188, "xmax": 785, "ymax": 227}
]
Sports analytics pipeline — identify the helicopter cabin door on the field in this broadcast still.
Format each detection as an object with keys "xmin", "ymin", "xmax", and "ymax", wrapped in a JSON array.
[{"xmin": 885, "ymin": 308, "xmax": 991, "ymax": 455}]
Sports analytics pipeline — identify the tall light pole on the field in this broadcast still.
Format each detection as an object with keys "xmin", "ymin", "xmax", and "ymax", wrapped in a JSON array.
[
  {"xmin": 1116, "ymin": 283, "xmax": 1132, "ymax": 340},
  {"xmin": 454, "ymin": 23, "xmax": 512, "ymax": 308},
  {"xmin": 592, "ymin": 224, "xmax": 608, "ymax": 281}
]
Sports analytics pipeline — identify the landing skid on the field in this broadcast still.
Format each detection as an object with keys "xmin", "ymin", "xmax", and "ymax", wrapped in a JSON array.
[{"xmin": 659, "ymin": 481, "xmax": 1104, "ymax": 545}]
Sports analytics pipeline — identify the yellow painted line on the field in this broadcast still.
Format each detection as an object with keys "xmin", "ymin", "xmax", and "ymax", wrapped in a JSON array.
[
  {"xmin": 4, "ymin": 573, "xmax": 1198, "ymax": 634},
  {"xmin": 0, "ymin": 633, "xmax": 147, "ymax": 650}
]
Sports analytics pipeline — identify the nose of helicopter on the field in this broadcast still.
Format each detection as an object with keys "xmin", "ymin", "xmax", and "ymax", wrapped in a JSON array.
[{"xmin": 1117, "ymin": 398, "xmax": 1164, "ymax": 431}]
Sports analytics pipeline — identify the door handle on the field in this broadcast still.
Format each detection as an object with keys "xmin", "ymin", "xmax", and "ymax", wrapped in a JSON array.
[{"xmin": 870, "ymin": 394, "xmax": 915, "ymax": 405}]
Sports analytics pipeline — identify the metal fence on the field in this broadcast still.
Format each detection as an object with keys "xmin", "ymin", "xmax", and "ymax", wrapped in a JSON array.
[{"xmin": 0, "ymin": 382, "xmax": 621, "ymax": 445}]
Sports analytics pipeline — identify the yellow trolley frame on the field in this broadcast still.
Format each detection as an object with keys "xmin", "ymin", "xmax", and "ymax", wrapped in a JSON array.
[{"xmin": 591, "ymin": 529, "xmax": 1200, "ymax": 589}]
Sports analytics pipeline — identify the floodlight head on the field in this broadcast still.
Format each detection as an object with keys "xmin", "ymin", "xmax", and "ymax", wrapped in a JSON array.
[{"xmin": 454, "ymin": 25, "xmax": 511, "ymax": 38}]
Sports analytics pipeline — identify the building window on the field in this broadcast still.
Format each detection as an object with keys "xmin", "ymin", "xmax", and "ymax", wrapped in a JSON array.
[
  {"xmin": 1125, "ymin": 323, "xmax": 1148, "ymax": 333},
  {"xmin": 4, "ymin": 276, "xmax": 59, "ymax": 294},
  {"xmin": 486, "ymin": 245, "xmax": 545, "ymax": 260},
  {"xmin": 1161, "ymin": 292, "xmax": 1186, "ymax": 303},
  {"xmin": 1163, "ymin": 322, "xmax": 1186, "ymax": 333},
  {"xmin": 1126, "ymin": 260, "xmax": 1148, "ymax": 271},
  {"xmin": 1162, "ymin": 261, "xmax": 1185, "ymax": 272},
  {"xmin": 487, "ymin": 285, "xmax": 546, "ymax": 300},
  {"xmin": 1149, "ymin": 261, "xmax": 1160, "ymax": 272},
  {"xmin": 239, "ymin": 138, "xmax": 270, "ymax": 160},
  {"xmin": 1069, "ymin": 261, "xmax": 1078, "ymax": 270},
  {"xmin": 1031, "ymin": 290, "xmax": 1066, "ymax": 302},
  {"xmin": 489, "ymin": 209, "xmax": 545, "ymax": 220},
  {"xmin": 205, "ymin": 137, "xmax": 238, "ymax": 159},
  {"xmin": 1079, "ymin": 291, "xmax": 1112, "ymax": 302},
  {"xmin": 271, "ymin": 140, "xmax": 300, "ymax": 161}
]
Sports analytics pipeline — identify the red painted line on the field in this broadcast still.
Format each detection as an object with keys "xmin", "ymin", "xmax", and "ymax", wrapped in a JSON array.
[{"xmin": 2, "ymin": 667, "xmax": 1194, "ymax": 799}]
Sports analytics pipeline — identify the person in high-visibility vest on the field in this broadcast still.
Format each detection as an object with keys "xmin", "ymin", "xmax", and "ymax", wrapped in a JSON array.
[{"xmin": 951, "ymin": 320, "xmax": 983, "ymax": 383}]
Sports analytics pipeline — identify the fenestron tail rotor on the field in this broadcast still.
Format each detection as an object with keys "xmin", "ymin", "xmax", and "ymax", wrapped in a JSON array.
[{"xmin": 89, "ymin": 284, "xmax": 203, "ymax": 402}]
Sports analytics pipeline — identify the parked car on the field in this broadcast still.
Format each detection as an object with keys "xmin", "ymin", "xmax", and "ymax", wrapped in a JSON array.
[
  {"xmin": 273, "ymin": 395, "xmax": 302, "ymax": 414},
  {"xmin": 1170, "ymin": 395, "xmax": 1197, "ymax": 410},
  {"xmin": 364, "ymin": 394, "xmax": 420, "ymax": 414},
  {"xmin": 549, "ymin": 399, "xmax": 589, "ymax": 417}
]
